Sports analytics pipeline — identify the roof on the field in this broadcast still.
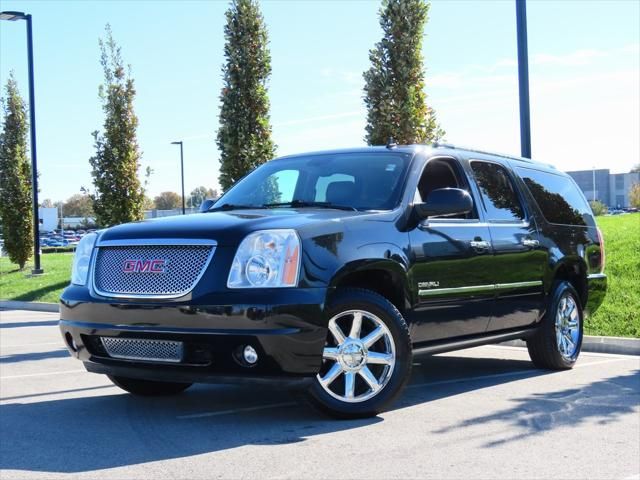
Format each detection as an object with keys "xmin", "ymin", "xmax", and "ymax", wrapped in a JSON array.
[{"xmin": 275, "ymin": 143, "xmax": 558, "ymax": 170}]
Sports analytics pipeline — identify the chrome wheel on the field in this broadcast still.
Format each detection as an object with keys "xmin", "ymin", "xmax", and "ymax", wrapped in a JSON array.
[
  {"xmin": 317, "ymin": 309, "xmax": 396, "ymax": 403},
  {"xmin": 555, "ymin": 294, "xmax": 580, "ymax": 360}
]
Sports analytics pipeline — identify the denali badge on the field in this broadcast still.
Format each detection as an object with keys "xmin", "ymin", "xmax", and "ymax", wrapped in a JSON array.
[
  {"xmin": 123, "ymin": 259, "xmax": 168, "ymax": 274},
  {"xmin": 418, "ymin": 281, "xmax": 440, "ymax": 289}
]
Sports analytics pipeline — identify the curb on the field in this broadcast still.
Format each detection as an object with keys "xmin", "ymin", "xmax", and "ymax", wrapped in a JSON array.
[
  {"xmin": 1, "ymin": 300, "xmax": 638, "ymax": 356},
  {"xmin": 0, "ymin": 300, "xmax": 58, "ymax": 313},
  {"xmin": 501, "ymin": 336, "xmax": 640, "ymax": 357}
]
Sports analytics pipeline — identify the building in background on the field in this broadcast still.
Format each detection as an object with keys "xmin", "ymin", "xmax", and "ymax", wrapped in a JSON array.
[
  {"xmin": 566, "ymin": 169, "xmax": 640, "ymax": 208},
  {"xmin": 38, "ymin": 207, "xmax": 58, "ymax": 232}
]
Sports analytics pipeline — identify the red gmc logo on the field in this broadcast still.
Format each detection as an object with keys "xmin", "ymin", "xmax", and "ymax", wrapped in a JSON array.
[{"xmin": 123, "ymin": 259, "xmax": 168, "ymax": 274}]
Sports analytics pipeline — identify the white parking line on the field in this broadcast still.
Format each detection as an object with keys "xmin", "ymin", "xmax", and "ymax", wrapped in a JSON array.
[
  {"xmin": 0, "ymin": 369, "xmax": 85, "ymax": 380},
  {"xmin": 1, "ymin": 341, "xmax": 63, "ymax": 348},
  {"xmin": 177, "ymin": 401, "xmax": 297, "ymax": 419},
  {"xmin": 407, "ymin": 358, "xmax": 626, "ymax": 390}
]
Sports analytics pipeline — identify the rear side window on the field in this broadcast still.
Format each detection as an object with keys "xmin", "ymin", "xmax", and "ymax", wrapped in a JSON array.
[
  {"xmin": 470, "ymin": 161, "xmax": 524, "ymax": 222},
  {"xmin": 516, "ymin": 167, "xmax": 589, "ymax": 226}
]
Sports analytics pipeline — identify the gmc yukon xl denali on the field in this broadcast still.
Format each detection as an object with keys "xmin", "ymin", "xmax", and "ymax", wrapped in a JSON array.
[{"xmin": 59, "ymin": 145, "xmax": 607, "ymax": 418}]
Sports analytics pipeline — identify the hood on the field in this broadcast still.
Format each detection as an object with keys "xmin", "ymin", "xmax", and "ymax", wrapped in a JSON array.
[{"xmin": 97, "ymin": 208, "xmax": 364, "ymax": 246}]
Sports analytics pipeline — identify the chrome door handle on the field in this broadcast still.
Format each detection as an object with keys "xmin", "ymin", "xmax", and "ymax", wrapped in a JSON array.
[
  {"xmin": 522, "ymin": 238, "xmax": 540, "ymax": 248},
  {"xmin": 469, "ymin": 240, "xmax": 491, "ymax": 250}
]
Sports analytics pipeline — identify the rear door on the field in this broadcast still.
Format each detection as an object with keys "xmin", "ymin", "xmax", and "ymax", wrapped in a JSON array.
[{"xmin": 466, "ymin": 160, "xmax": 546, "ymax": 331}]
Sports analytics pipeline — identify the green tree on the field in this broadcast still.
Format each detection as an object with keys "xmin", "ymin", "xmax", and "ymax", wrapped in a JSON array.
[
  {"xmin": 216, "ymin": 0, "xmax": 275, "ymax": 191},
  {"xmin": 89, "ymin": 25, "xmax": 145, "ymax": 227},
  {"xmin": 589, "ymin": 200, "xmax": 607, "ymax": 216},
  {"xmin": 190, "ymin": 186, "xmax": 218, "ymax": 208},
  {"xmin": 630, "ymin": 183, "xmax": 640, "ymax": 209},
  {"xmin": 63, "ymin": 194, "xmax": 95, "ymax": 217},
  {"xmin": 154, "ymin": 191, "xmax": 182, "ymax": 210},
  {"xmin": 0, "ymin": 74, "xmax": 33, "ymax": 269},
  {"xmin": 142, "ymin": 195, "xmax": 155, "ymax": 210},
  {"xmin": 363, "ymin": 0, "xmax": 444, "ymax": 145}
]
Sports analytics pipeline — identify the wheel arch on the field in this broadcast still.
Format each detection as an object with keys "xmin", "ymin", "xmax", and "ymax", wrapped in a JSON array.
[
  {"xmin": 550, "ymin": 257, "xmax": 588, "ymax": 308},
  {"xmin": 328, "ymin": 259, "xmax": 411, "ymax": 315}
]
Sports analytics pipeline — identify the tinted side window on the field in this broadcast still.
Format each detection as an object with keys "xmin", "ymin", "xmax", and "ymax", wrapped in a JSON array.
[
  {"xmin": 470, "ymin": 161, "xmax": 524, "ymax": 222},
  {"xmin": 516, "ymin": 167, "xmax": 589, "ymax": 226}
]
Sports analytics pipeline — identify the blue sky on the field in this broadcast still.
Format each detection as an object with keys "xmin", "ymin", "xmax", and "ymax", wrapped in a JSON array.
[{"xmin": 1, "ymin": 0, "xmax": 638, "ymax": 203}]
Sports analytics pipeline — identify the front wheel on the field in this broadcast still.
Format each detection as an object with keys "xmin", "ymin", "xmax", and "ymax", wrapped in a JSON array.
[
  {"xmin": 526, "ymin": 280, "xmax": 584, "ymax": 370},
  {"xmin": 108, "ymin": 375, "xmax": 192, "ymax": 396},
  {"xmin": 306, "ymin": 288, "xmax": 412, "ymax": 418}
]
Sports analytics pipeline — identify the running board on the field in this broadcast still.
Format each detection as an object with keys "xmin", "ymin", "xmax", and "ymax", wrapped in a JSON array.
[{"xmin": 412, "ymin": 328, "xmax": 538, "ymax": 356}]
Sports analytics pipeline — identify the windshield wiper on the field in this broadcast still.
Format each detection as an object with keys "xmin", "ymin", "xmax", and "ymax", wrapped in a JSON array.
[
  {"xmin": 208, "ymin": 203, "xmax": 266, "ymax": 212},
  {"xmin": 262, "ymin": 200, "xmax": 358, "ymax": 211}
]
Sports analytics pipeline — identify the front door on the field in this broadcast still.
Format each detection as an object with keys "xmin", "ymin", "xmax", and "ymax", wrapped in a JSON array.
[{"xmin": 407, "ymin": 157, "xmax": 495, "ymax": 343}]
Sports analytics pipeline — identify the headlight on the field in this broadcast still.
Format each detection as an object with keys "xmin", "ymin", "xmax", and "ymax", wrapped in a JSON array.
[
  {"xmin": 71, "ymin": 233, "xmax": 97, "ymax": 285},
  {"xmin": 227, "ymin": 229, "xmax": 301, "ymax": 288}
]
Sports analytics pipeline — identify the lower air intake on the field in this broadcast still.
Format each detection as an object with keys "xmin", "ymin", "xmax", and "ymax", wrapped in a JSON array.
[{"xmin": 100, "ymin": 337, "xmax": 183, "ymax": 363}]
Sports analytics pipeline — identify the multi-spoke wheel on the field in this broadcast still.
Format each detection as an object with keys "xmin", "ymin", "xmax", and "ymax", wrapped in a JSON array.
[
  {"xmin": 307, "ymin": 288, "xmax": 412, "ymax": 418},
  {"xmin": 555, "ymin": 294, "xmax": 580, "ymax": 360},
  {"xmin": 527, "ymin": 280, "xmax": 583, "ymax": 370},
  {"xmin": 318, "ymin": 309, "xmax": 396, "ymax": 402}
]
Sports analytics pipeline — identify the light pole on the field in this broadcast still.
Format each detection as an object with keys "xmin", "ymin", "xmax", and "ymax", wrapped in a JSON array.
[
  {"xmin": 1, "ymin": 11, "xmax": 43, "ymax": 274},
  {"xmin": 171, "ymin": 141, "xmax": 186, "ymax": 215},
  {"xmin": 515, "ymin": 0, "xmax": 532, "ymax": 159}
]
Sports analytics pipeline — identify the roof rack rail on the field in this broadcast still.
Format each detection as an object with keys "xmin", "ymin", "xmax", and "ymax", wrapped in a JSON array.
[{"xmin": 432, "ymin": 141, "xmax": 455, "ymax": 149}]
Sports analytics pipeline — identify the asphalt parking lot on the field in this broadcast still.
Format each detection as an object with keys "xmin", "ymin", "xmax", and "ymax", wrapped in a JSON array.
[{"xmin": 1, "ymin": 309, "xmax": 639, "ymax": 480}]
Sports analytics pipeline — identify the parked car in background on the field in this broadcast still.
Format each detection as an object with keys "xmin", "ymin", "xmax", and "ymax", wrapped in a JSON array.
[{"xmin": 60, "ymin": 144, "xmax": 607, "ymax": 418}]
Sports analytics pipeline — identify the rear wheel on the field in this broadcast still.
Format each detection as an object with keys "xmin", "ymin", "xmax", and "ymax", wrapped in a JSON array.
[
  {"xmin": 306, "ymin": 288, "xmax": 412, "ymax": 418},
  {"xmin": 526, "ymin": 280, "xmax": 583, "ymax": 370},
  {"xmin": 108, "ymin": 375, "xmax": 192, "ymax": 396}
]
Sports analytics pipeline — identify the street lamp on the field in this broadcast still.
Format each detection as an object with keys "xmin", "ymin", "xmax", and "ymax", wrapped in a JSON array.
[
  {"xmin": 171, "ymin": 141, "xmax": 186, "ymax": 215},
  {"xmin": 1, "ymin": 10, "xmax": 43, "ymax": 274},
  {"xmin": 515, "ymin": 0, "xmax": 532, "ymax": 159}
]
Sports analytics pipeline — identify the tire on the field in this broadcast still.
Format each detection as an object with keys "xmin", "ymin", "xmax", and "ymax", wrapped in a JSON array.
[
  {"xmin": 526, "ymin": 280, "xmax": 584, "ymax": 370},
  {"xmin": 108, "ymin": 375, "xmax": 192, "ymax": 396},
  {"xmin": 306, "ymin": 288, "xmax": 412, "ymax": 419}
]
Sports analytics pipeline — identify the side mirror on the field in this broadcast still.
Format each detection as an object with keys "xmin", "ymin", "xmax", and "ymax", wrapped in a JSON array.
[
  {"xmin": 415, "ymin": 188, "xmax": 473, "ymax": 219},
  {"xmin": 199, "ymin": 198, "xmax": 216, "ymax": 213}
]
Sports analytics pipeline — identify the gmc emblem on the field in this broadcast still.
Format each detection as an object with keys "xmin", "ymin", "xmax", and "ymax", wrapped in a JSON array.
[{"xmin": 123, "ymin": 259, "xmax": 168, "ymax": 274}]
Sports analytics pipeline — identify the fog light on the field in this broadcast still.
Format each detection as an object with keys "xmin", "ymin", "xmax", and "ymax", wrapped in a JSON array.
[
  {"xmin": 65, "ymin": 332, "xmax": 77, "ymax": 352},
  {"xmin": 243, "ymin": 345, "xmax": 258, "ymax": 364}
]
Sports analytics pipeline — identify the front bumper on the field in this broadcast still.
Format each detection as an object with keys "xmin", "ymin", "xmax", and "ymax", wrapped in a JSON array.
[{"xmin": 59, "ymin": 286, "xmax": 328, "ymax": 384}]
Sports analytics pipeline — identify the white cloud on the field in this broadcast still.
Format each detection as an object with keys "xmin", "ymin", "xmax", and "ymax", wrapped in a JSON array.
[
  {"xmin": 532, "ymin": 49, "xmax": 604, "ymax": 66},
  {"xmin": 275, "ymin": 111, "xmax": 362, "ymax": 128}
]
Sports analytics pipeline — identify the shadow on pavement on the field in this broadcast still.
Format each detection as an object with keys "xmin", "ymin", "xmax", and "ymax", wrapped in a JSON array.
[
  {"xmin": 430, "ymin": 368, "xmax": 640, "ymax": 448},
  {"xmin": 0, "ymin": 349, "xmax": 69, "ymax": 364},
  {"xmin": 0, "ymin": 320, "xmax": 59, "ymax": 328},
  {"xmin": 1, "ymin": 355, "xmax": 637, "ymax": 473}
]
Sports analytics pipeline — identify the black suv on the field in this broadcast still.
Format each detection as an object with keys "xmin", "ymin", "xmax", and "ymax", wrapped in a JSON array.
[{"xmin": 59, "ymin": 145, "xmax": 607, "ymax": 418}]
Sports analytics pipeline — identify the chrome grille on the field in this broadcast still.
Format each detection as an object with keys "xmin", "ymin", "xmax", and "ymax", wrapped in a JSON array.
[
  {"xmin": 93, "ymin": 244, "xmax": 213, "ymax": 298},
  {"xmin": 101, "ymin": 337, "xmax": 183, "ymax": 363}
]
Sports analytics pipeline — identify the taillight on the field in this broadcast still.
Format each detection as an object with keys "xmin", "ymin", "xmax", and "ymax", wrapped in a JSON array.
[{"xmin": 596, "ymin": 227, "xmax": 606, "ymax": 273}]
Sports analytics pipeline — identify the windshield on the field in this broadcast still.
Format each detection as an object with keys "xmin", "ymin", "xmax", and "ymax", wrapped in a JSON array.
[{"xmin": 212, "ymin": 152, "xmax": 412, "ymax": 211}]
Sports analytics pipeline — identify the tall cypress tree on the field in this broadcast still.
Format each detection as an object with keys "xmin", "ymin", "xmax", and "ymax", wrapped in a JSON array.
[
  {"xmin": 363, "ymin": 0, "xmax": 444, "ymax": 145},
  {"xmin": 89, "ymin": 25, "xmax": 144, "ymax": 227},
  {"xmin": 217, "ymin": 0, "xmax": 275, "ymax": 192},
  {"xmin": 0, "ymin": 73, "xmax": 33, "ymax": 269}
]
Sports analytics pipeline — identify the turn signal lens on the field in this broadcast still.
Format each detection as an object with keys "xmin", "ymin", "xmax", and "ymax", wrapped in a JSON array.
[{"xmin": 596, "ymin": 227, "xmax": 606, "ymax": 273}]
